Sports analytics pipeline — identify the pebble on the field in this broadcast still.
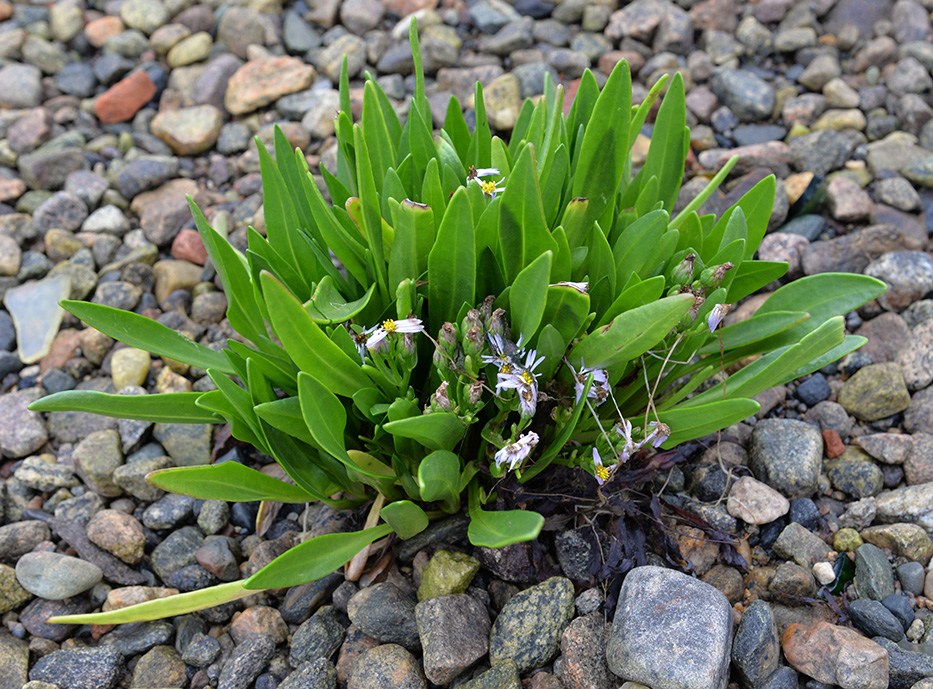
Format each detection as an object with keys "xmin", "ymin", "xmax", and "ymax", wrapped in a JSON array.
[
  {"xmin": 4, "ymin": 276, "xmax": 71, "ymax": 365},
  {"xmin": 749, "ymin": 419, "xmax": 823, "ymax": 498},
  {"xmin": 873, "ymin": 636, "xmax": 933, "ymax": 689},
  {"xmin": 732, "ymin": 600, "xmax": 780, "ymax": 688},
  {"xmin": 131, "ymin": 645, "xmax": 187, "ymax": 688},
  {"xmin": 347, "ymin": 583, "xmax": 420, "ymax": 651},
  {"xmin": 781, "ymin": 622, "xmax": 888, "ymax": 689},
  {"xmin": 849, "ymin": 598, "xmax": 906, "ymax": 641},
  {"xmin": 865, "ymin": 251, "xmax": 933, "ymax": 312},
  {"xmin": 347, "ymin": 644, "xmax": 426, "ymax": 689},
  {"xmin": 416, "ymin": 594, "xmax": 490, "ymax": 684},
  {"xmin": 837, "ymin": 362, "xmax": 911, "ymax": 421},
  {"xmin": 99, "ymin": 621, "xmax": 175, "ymax": 656},
  {"xmin": 417, "ymin": 550, "xmax": 480, "ymax": 600},
  {"xmin": 86, "ymin": 509, "xmax": 146, "ymax": 564},
  {"xmin": 773, "ymin": 522, "xmax": 834, "ymax": 567},
  {"xmin": 607, "ymin": 566, "xmax": 732, "ymax": 689},
  {"xmin": 73, "ymin": 429, "xmax": 124, "ymax": 497},
  {"xmin": 29, "ymin": 647, "xmax": 125, "ymax": 689},
  {"xmin": 150, "ymin": 106, "xmax": 223, "ymax": 156},
  {"xmin": 855, "ymin": 543, "xmax": 896, "ymax": 601},
  {"xmin": 489, "ymin": 577, "xmax": 574, "ymax": 673},
  {"xmin": 15, "ymin": 551, "xmax": 102, "ymax": 600},
  {"xmin": 226, "ymin": 57, "xmax": 315, "ymax": 115},
  {"xmin": 727, "ymin": 476, "xmax": 791, "ymax": 524}
]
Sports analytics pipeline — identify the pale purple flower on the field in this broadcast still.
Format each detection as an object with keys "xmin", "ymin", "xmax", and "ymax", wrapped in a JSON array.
[
  {"xmin": 494, "ymin": 431, "xmax": 539, "ymax": 471},
  {"xmin": 365, "ymin": 317, "xmax": 424, "ymax": 349},
  {"xmin": 592, "ymin": 447, "xmax": 609, "ymax": 485},
  {"xmin": 707, "ymin": 303, "xmax": 730, "ymax": 333}
]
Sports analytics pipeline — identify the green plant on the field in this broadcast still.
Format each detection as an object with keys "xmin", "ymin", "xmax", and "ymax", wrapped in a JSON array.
[{"xmin": 32, "ymin": 22, "xmax": 884, "ymax": 624}]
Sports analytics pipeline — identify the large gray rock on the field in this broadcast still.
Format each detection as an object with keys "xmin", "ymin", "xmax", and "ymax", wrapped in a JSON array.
[
  {"xmin": 749, "ymin": 419, "xmax": 823, "ymax": 498},
  {"xmin": 709, "ymin": 68, "xmax": 775, "ymax": 122},
  {"xmin": 607, "ymin": 566, "xmax": 733, "ymax": 689}
]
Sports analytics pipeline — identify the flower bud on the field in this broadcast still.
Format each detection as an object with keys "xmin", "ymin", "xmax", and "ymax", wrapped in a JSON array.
[
  {"xmin": 696, "ymin": 262, "xmax": 734, "ymax": 290},
  {"xmin": 430, "ymin": 381, "xmax": 452, "ymax": 412},
  {"xmin": 670, "ymin": 253, "xmax": 695, "ymax": 286},
  {"xmin": 486, "ymin": 308, "xmax": 510, "ymax": 340},
  {"xmin": 462, "ymin": 309, "xmax": 483, "ymax": 335},
  {"xmin": 398, "ymin": 333, "xmax": 418, "ymax": 369},
  {"xmin": 463, "ymin": 325, "xmax": 484, "ymax": 360},
  {"xmin": 479, "ymin": 295, "xmax": 496, "ymax": 324}
]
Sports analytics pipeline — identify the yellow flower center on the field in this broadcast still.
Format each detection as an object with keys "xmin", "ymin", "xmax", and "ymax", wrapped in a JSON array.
[
  {"xmin": 382, "ymin": 320, "xmax": 398, "ymax": 332},
  {"xmin": 500, "ymin": 362, "xmax": 512, "ymax": 374},
  {"xmin": 520, "ymin": 370, "xmax": 536, "ymax": 385},
  {"xmin": 595, "ymin": 465, "xmax": 609, "ymax": 481},
  {"xmin": 480, "ymin": 180, "xmax": 497, "ymax": 195}
]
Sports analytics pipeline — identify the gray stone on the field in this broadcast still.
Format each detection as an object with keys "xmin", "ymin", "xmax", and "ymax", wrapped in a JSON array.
[
  {"xmin": 607, "ymin": 566, "xmax": 732, "ymax": 689},
  {"xmin": 0, "ymin": 521, "xmax": 50, "ymax": 563},
  {"xmin": 4, "ymin": 276, "xmax": 71, "ymax": 365},
  {"xmin": 0, "ymin": 65, "xmax": 41, "ymax": 108},
  {"xmin": 289, "ymin": 605, "xmax": 345, "ymax": 667},
  {"xmin": 416, "ymin": 594, "xmax": 490, "ymax": 685},
  {"xmin": 865, "ymin": 251, "xmax": 933, "ymax": 312},
  {"xmin": 347, "ymin": 583, "xmax": 419, "ymax": 651},
  {"xmin": 749, "ymin": 419, "xmax": 822, "ymax": 498},
  {"xmin": 849, "ymin": 598, "xmax": 905, "ymax": 641},
  {"xmin": 772, "ymin": 522, "xmax": 834, "ymax": 568},
  {"xmin": 855, "ymin": 543, "xmax": 896, "ymax": 601},
  {"xmin": 29, "ymin": 647, "xmax": 125, "ymax": 689},
  {"xmin": 489, "ymin": 577, "xmax": 574, "ymax": 673},
  {"xmin": 346, "ymin": 644, "xmax": 426, "ymax": 689},
  {"xmin": 732, "ymin": 600, "xmax": 780, "ymax": 689},
  {"xmin": 872, "ymin": 636, "xmax": 933, "ymax": 689},
  {"xmin": 0, "ymin": 388, "xmax": 48, "ymax": 458},
  {"xmin": 15, "ymin": 552, "xmax": 102, "ymax": 600},
  {"xmin": 709, "ymin": 69, "xmax": 775, "ymax": 122},
  {"xmin": 99, "ymin": 621, "xmax": 175, "ymax": 657},
  {"xmin": 827, "ymin": 460, "xmax": 884, "ymax": 498},
  {"xmin": 150, "ymin": 525, "xmax": 204, "ymax": 582},
  {"xmin": 279, "ymin": 658, "xmax": 337, "ymax": 689}
]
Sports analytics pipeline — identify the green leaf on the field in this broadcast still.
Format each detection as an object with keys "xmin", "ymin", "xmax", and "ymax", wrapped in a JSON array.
[
  {"xmin": 510, "ymin": 251, "xmax": 552, "ymax": 343},
  {"xmin": 468, "ymin": 506, "xmax": 544, "ymax": 548},
  {"xmin": 540, "ymin": 283, "xmax": 591, "ymax": 347},
  {"xmin": 640, "ymin": 73, "xmax": 687, "ymax": 211},
  {"xmin": 498, "ymin": 144, "xmax": 558, "ymax": 282},
  {"xmin": 29, "ymin": 390, "xmax": 218, "ymax": 424},
  {"xmin": 443, "ymin": 96, "xmax": 470, "ymax": 163},
  {"xmin": 245, "ymin": 524, "xmax": 394, "ymax": 589},
  {"xmin": 421, "ymin": 157, "xmax": 446, "ymax": 232},
  {"xmin": 571, "ymin": 60, "xmax": 631, "ymax": 230},
  {"xmin": 380, "ymin": 500, "xmax": 429, "ymax": 539},
  {"xmin": 254, "ymin": 397, "xmax": 314, "ymax": 444},
  {"xmin": 418, "ymin": 450, "xmax": 461, "ymax": 506},
  {"xmin": 48, "ymin": 581, "xmax": 254, "ymax": 625},
  {"xmin": 305, "ymin": 278, "xmax": 376, "ymax": 324},
  {"xmin": 297, "ymin": 371, "xmax": 355, "ymax": 468},
  {"xmin": 62, "ymin": 301, "xmax": 235, "ymax": 374},
  {"xmin": 188, "ymin": 198, "xmax": 267, "ymax": 344},
  {"xmin": 669, "ymin": 156, "xmax": 738, "ymax": 230},
  {"xmin": 427, "ymin": 187, "xmax": 475, "ymax": 329},
  {"xmin": 571, "ymin": 293, "xmax": 694, "ymax": 369},
  {"xmin": 353, "ymin": 127, "xmax": 389, "ymax": 300},
  {"xmin": 146, "ymin": 462, "xmax": 320, "ymax": 502},
  {"xmin": 658, "ymin": 398, "xmax": 761, "ymax": 448},
  {"xmin": 257, "ymin": 141, "xmax": 314, "ymax": 296},
  {"xmin": 468, "ymin": 82, "xmax": 492, "ymax": 168},
  {"xmin": 753, "ymin": 273, "xmax": 886, "ymax": 346},
  {"xmin": 261, "ymin": 272, "xmax": 370, "ymax": 396},
  {"xmin": 361, "ymin": 80, "xmax": 396, "ymax": 188},
  {"xmin": 382, "ymin": 412, "xmax": 466, "ymax": 452},
  {"xmin": 598, "ymin": 275, "xmax": 665, "ymax": 328},
  {"xmin": 612, "ymin": 209, "xmax": 669, "ymax": 287},
  {"xmin": 726, "ymin": 260, "xmax": 788, "ymax": 303}
]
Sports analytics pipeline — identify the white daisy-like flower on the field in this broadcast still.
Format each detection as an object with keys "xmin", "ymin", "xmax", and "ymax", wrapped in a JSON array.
[
  {"xmin": 592, "ymin": 447, "xmax": 609, "ymax": 485},
  {"xmin": 481, "ymin": 333, "xmax": 512, "ymax": 369},
  {"xmin": 643, "ymin": 421, "xmax": 671, "ymax": 449},
  {"xmin": 494, "ymin": 431, "xmax": 539, "ymax": 471},
  {"xmin": 707, "ymin": 303, "xmax": 730, "ymax": 333},
  {"xmin": 471, "ymin": 175, "xmax": 506, "ymax": 199},
  {"xmin": 472, "ymin": 167, "xmax": 500, "ymax": 178},
  {"xmin": 570, "ymin": 363, "xmax": 609, "ymax": 406},
  {"xmin": 614, "ymin": 417, "xmax": 637, "ymax": 460},
  {"xmin": 365, "ymin": 317, "xmax": 424, "ymax": 349}
]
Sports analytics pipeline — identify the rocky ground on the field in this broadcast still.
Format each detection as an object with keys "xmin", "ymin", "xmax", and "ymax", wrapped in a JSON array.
[{"xmin": 0, "ymin": 0, "xmax": 932, "ymax": 687}]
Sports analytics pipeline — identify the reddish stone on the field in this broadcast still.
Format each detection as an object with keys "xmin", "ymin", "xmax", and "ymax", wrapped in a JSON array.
[
  {"xmin": 0, "ymin": 177, "xmax": 26, "ymax": 203},
  {"xmin": 0, "ymin": 2, "xmax": 11, "ymax": 21},
  {"xmin": 823, "ymin": 429, "xmax": 845, "ymax": 459},
  {"xmin": 782, "ymin": 621, "xmax": 888, "ymax": 689},
  {"xmin": 171, "ymin": 229, "xmax": 208, "ymax": 265},
  {"xmin": 84, "ymin": 16, "xmax": 124, "ymax": 47},
  {"xmin": 94, "ymin": 70, "xmax": 157, "ymax": 124},
  {"xmin": 39, "ymin": 328, "xmax": 82, "ymax": 374}
]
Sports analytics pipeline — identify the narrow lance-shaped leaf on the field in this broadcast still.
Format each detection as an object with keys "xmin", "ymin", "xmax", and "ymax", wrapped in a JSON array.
[
  {"xmin": 510, "ymin": 251, "xmax": 552, "ymax": 343},
  {"xmin": 62, "ymin": 301, "xmax": 235, "ymax": 374},
  {"xmin": 427, "ymin": 187, "xmax": 475, "ymax": 329},
  {"xmin": 29, "ymin": 390, "xmax": 219, "ymax": 424},
  {"xmin": 146, "ymin": 463, "xmax": 321, "ymax": 503}
]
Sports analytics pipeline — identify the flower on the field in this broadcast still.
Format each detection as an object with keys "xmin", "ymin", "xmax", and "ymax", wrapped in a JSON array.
[
  {"xmin": 481, "ymin": 333, "xmax": 512, "ymax": 370},
  {"xmin": 592, "ymin": 447, "xmax": 610, "ymax": 485},
  {"xmin": 469, "ymin": 167, "xmax": 500, "ymax": 179},
  {"xmin": 471, "ymin": 175, "xmax": 505, "ymax": 199},
  {"xmin": 570, "ymin": 363, "xmax": 609, "ymax": 406},
  {"xmin": 707, "ymin": 303, "xmax": 730, "ymax": 333},
  {"xmin": 365, "ymin": 317, "xmax": 424, "ymax": 349},
  {"xmin": 494, "ymin": 431, "xmax": 539, "ymax": 471},
  {"xmin": 351, "ymin": 330, "xmax": 368, "ymax": 363},
  {"xmin": 643, "ymin": 421, "xmax": 671, "ymax": 449},
  {"xmin": 495, "ymin": 347, "xmax": 543, "ymax": 416},
  {"xmin": 614, "ymin": 418, "xmax": 637, "ymax": 461}
]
